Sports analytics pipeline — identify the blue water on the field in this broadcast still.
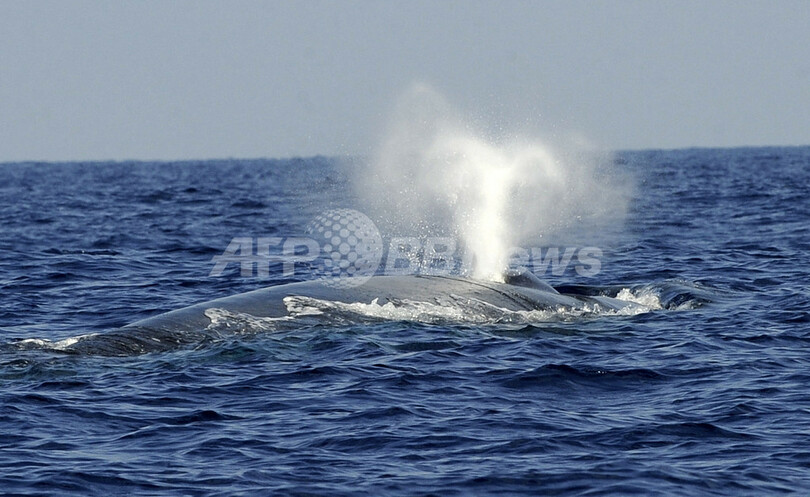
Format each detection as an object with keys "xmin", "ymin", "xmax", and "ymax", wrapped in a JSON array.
[{"xmin": 1, "ymin": 148, "xmax": 809, "ymax": 495}]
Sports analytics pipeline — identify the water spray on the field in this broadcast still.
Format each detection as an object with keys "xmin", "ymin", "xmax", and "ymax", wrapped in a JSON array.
[{"xmin": 354, "ymin": 84, "xmax": 629, "ymax": 281}]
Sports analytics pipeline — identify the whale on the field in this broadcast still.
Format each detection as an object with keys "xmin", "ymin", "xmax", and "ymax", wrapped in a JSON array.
[{"xmin": 36, "ymin": 270, "xmax": 641, "ymax": 356}]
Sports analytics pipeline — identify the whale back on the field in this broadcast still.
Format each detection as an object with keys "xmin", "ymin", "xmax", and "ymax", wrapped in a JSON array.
[{"xmin": 56, "ymin": 274, "xmax": 638, "ymax": 356}]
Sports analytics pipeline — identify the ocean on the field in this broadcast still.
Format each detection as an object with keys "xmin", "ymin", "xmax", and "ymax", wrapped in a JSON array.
[{"xmin": 1, "ymin": 147, "xmax": 809, "ymax": 495}]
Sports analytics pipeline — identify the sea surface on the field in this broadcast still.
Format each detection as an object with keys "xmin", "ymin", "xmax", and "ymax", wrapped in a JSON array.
[{"xmin": 1, "ymin": 147, "xmax": 809, "ymax": 495}]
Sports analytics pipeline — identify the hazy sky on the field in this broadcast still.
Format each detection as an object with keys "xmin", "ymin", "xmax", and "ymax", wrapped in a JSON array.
[{"xmin": 1, "ymin": 0, "xmax": 808, "ymax": 161}]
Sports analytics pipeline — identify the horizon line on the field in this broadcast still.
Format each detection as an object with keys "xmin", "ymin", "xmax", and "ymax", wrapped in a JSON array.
[{"xmin": 1, "ymin": 143, "xmax": 809, "ymax": 166}]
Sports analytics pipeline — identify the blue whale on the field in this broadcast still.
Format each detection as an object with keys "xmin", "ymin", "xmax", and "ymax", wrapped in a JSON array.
[{"xmin": 42, "ymin": 271, "xmax": 641, "ymax": 356}]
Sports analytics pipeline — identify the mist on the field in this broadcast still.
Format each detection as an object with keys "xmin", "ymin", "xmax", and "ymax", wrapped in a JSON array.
[{"xmin": 353, "ymin": 84, "xmax": 632, "ymax": 280}]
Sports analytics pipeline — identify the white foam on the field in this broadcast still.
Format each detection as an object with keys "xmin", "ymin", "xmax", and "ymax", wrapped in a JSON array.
[
  {"xmin": 285, "ymin": 294, "xmax": 507, "ymax": 324},
  {"xmin": 203, "ymin": 308, "xmax": 291, "ymax": 333},
  {"xmin": 18, "ymin": 333, "xmax": 97, "ymax": 351},
  {"xmin": 281, "ymin": 294, "xmax": 652, "ymax": 326},
  {"xmin": 615, "ymin": 287, "xmax": 664, "ymax": 311}
]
